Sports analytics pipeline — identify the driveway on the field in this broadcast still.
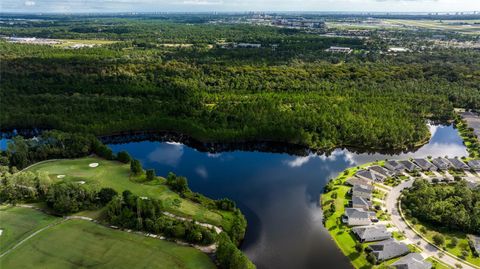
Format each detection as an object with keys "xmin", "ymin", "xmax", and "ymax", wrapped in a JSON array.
[{"xmin": 385, "ymin": 180, "xmax": 477, "ymax": 269}]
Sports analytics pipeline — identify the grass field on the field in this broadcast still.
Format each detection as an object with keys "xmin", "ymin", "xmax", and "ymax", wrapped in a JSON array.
[
  {"xmin": 54, "ymin": 39, "xmax": 117, "ymax": 48},
  {"xmin": 26, "ymin": 157, "xmax": 234, "ymax": 230},
  {"xmin": 0, "ymin": 217, "xmax": 215, "ymax": 269},
  {"xmin": 0, "ymin": 206, "xmax": 59, "ymax": 254}
]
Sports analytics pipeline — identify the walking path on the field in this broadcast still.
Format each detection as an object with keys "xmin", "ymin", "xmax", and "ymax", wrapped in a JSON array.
[{"xmin": 385, "ymin": 180, "xmax": 478, "ymax": 269}]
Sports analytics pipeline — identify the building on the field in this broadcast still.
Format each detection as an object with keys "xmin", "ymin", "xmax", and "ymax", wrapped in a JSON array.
[
  {"xmin": 368, "ymin": 239, "xmax": 410, "ymax": 261},
  {"xmin": 345, "ymin": 177, "xmax": 371, "ymax": 187},
  {"xmin": 413, "ymin": 158, "xmax": 437, "ymax": 171},
  {"xmin": 352, "ymin": 225, "xmax": 391, "ymax": 242},
  {"xmin": 326, "ymin": 46, "xmax": 352, "ymax": 53},
  {"xmin": 369, "ymin": 165, "xmax": 394, "ymax": 178},
  {"xmin": 391, "ymin": 253, "xmax": 432, "ymax": 269},
  {"xmin": 431, "ymin": 157, "xmax": 452, "ymax": 170},
  {"xmin": 342, "ymin": 208, "xmax": 377, "ymax": 226},
  {"xmin": 384, "ymin": 160, "xmax": 405, "ymax": 174},
  {"xmin": 350, "ymin": 195, "xmax": 372, "ymax": 210},
  {"xmin": 468, "ymin": 160, "xmax": 480, "ymax": 171},
  {"xmin": 448, "ymin": 158, "xmax": 470, "ymax": 170},
  {"xmin": 356, "ymin": 169, "xmax": 386, "ymax": 182},
  {"xmin": 398, "ymin": 160, "xmax": 420, "ymax": 172},
  {"xmin": 468, "ymin": 235, "xmax": 480, "ymax": 256},
  {"xmin": 351, "ymin": 184, "xmax": 374, "ymax": 199},
  {"xmin": 235, "ymin": 43, "xmax": 262, "ymax": 48}
]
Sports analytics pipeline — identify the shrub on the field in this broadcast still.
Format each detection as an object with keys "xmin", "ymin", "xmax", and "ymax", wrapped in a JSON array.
[
  {"xmin": 146, "ymin": 169, "xmax": 156, "ymax": 180},
  {"xmin": 433, "ymin": 234, "xmax": 445, "ymax": 246},
  {"xmin": 130, "ymin": 159, "xmax": 143, "ymax": 175},
  {"xmin": 117, "ymin": 151, "xmax": 131, "ymax": 163}
]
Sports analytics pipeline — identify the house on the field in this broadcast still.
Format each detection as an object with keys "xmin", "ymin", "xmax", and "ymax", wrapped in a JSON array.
[
  {"xmin": 431, "ymin": 157, "xmax": 452, "ymax": 170},
  {"xmin": 351, "ymin": 225, "xmax": 391, "ymax": 242},
  {"xmin": 467, "ymin": 235, "xmax": 480, "ymax": 256},
  {"xmin": 350, "ymin": 195, "xmax": 372, "ymax": 210},
  {"xmin": 342, "ymin": 208, "xmax": 377, "ymax": 226},
  {"xmin": 351, "ymin": 184, "xmax": 374, "ymax": 199},
  {"xmin": 356, "ymin": 169, "xmax": 386, "ymax": 182},
  {"xmin": 398, "ymin": 160, "xmax": 420, "ymax": 172},
  {"xmin": 413, "ymin": 158, "xmax": 437, "ymax": 171},
  {"xmin": 235, "ymin": 43, "xmax": 262, "ymax": 48},
  {"xmin": 368, "ymin": 239, "xmax": 410, "ymax": 261},
  {"xmin": 369, "ymin": 165, "xmax": 394, "ymax": 178},
  {"xmin": 467, "ymin": 160, "xmax": 480, "ymax": 171},
  {"xmin": 448, "ymin": 158, "xmax": 470, "ymax": 170},
  {"xmin": 384, "ymin": 160, "xmax": 405, "ymax": 174},
  {"xmin": 345, "ymin": 177, "xmax": 371, "ymax": 187},
  {"xmin": 391, "ymin": 253, "xmax": 432, "ymax": 269},
  {"xmin": 326, "ymin": 46, "xmax": 352, "ymax": 53}
]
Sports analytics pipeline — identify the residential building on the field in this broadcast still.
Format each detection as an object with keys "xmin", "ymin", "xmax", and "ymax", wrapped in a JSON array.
[
  {"xmin": 356, "ymin": 169, "xmax": 386, "ymax": 182},
  {"xmin": 448, "ymin": 158, "xmax": 470, "ymax": 170},
  {"xmin": 468, "ymin": 235, "xmax": 480, "ymax": 256},
  {"xmin": 351, "ymin": 184, "xmax": 374, "ymax": 199},
  {"xmin": 345, "ymin": 177, "xmax": 371, "ymax": 187},
  {"xmin": 369, "ymin": 165, "xmax": 394, "ymax": 178},
  {"xmin": 326, "ymin": 46, "xmax": 352, "ymax": 53},
  {"xmin": 342, "ymin": 208, "xmax": 377, "ymax": 226},
  {"xmin": 350, "ymin": 195, "xmax": 372, "ymax": 210},
  {"xmin": 368, "ymin": 239, "xmax": 409, "ymax": 261},
  {"xmin": 413, "ymin": 158, "xmax": 437, "ymax": 171},
  {"xmin": 467, "ymin": 160, "xmax": 480, "ymax": 171},
  {"xmin": 391, "ymin": 253, "xmax": 432, "ymax": 269},
  {"xmin": 352, "ymin": 225, "xmax": 391, "ymax": 242},
  {"xmin": 431, "ymin": 157, "xmax": 452, "ymax": 170},
  {"xmin": 384, "ymin": 160, "xmax": 405, "ymax": 174},
  {"xmin": 398, "ymin": 160, "xmax": 420, "ymax": 172}
]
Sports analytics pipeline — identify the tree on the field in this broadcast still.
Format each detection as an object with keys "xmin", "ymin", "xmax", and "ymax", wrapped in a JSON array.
[
  {"xmin": 117, "ymin": 151, "xmax": 131, "ymax": 163},
  {"xmin": 146, "ymin": 169, "xmax": 156, "ymax": 181},
  {"xmin": 366, "ymin": 252, "xmax": 377, "ymax": 265},
  {"xmin": 433, "ymin": 234, "xmax": 445, "ymax": 246},
  {"xmin": 98, "ymin": 187, "xmax": 118, "ymax": 205},
  {"xmin": 355, "ymin": 242, "xmax": 363, "ymax": 252},
  {"xmin": 130, "ymin": 159, "xmax": 143, "ymax": 175}
]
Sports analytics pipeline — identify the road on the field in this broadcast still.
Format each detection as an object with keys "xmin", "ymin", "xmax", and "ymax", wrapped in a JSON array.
[{"xmin": 385, "ymin": 180, "xmax": 478, "ymax": 269}]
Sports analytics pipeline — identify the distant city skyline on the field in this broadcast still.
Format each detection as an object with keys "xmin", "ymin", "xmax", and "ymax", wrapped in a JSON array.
[{"xmin": 1, "ymin": 0, "xmax": 480, "ymax": 14}]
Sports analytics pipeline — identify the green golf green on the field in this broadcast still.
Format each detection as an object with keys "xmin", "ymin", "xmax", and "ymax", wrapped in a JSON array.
[
  {"xmin": 26, "ymin": 157, "xmax": 234, "ymax": 229},
  {"xmin": 1, "ymin": 218, "xmax": 215, "ymax": 269}
]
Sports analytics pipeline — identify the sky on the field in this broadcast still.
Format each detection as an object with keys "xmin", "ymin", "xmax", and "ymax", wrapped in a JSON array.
[{"xmin": 1, "ymin": 0, "xmax": 479, "ymax": 13}]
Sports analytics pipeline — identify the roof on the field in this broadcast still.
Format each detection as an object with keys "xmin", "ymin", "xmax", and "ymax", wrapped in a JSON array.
[
  {"xmin": 369, "ymin": 239, "xmax": 410, "ymax": 261},
  {"xmin": 352, "ymin": 195, "xmax": 372, "ymax": 208},
  {"xmin": 385, "ymin": 160, "xmax": 405, "ymax": 170},
  {"xmin": 369, "ymin": 165, "xmax": 393, "ymax": 177},
  {"xmin": 352, "ymin": 225, "xmax": 391, "ymax": 241},
  {"xmin": 356, "ymin": 169, "xmax": 386, "ymax": 181},
  {"xmin": 431, "ymin": 157, "xmax": 451, "ymax": 169},
  {"xmin": 346, "ymin": 177, "xmax": 371, "ymax": 186},
  {"xmin": 448, "ymin": 158, "xmax": 469, "ymax": 170},
  {"xmin": 391, "ymin": 253, "xmax": 432, "ymax": 269},
  {"xmin": 398, "ymin": 160, "xmax": 419, "ymax": 171},
  {"xmin": 468, "ymin": 235, "xmax": 480, "ymax": 254},
  {"xmin": 468, "ymin": 160, "xmax": 480, "ymax": 169},
  {"xmin": 413, "ymin": 158, "xmax": 435, "ymax": 169},
  {"xmin": 352, "ymin": 184, "xmax": 374, "ymax": 194},
  {"xmin": 345, "ymin": 208, "xmax": 376, "ymax": 220}
]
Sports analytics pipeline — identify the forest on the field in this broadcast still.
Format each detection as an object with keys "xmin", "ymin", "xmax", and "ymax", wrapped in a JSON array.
[
  {"xmin": 401, "ymin": 179, "xmax": 480, "ymax": 235},
  {"xmin": 1, "ymin": 15, "xmax": 480, "ymax": 152}
]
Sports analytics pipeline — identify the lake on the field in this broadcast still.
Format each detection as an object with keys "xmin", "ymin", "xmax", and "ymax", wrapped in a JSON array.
[{"xmin": 106, "ymin": 124, "xmax": 467, "ymax": 269}]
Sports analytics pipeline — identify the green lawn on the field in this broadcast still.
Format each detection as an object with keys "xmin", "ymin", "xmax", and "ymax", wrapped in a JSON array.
[
  {"xmin": 426, "ymin": 257, "xmax": 452, "ymax": 269},
  {"xmin": 408, "ymin": 218, "xmax": 480, "ymax": 266},
  {"xmin": 0, "ymin": 206, "xmax": 59, "ymax": 254},
  {"xmin": 26, "ymin": 157, "xmax": 234, "ymax": 230},
  {"xmin": 0, "ymin": 219, "xmax": 215, "ymax": 269}
]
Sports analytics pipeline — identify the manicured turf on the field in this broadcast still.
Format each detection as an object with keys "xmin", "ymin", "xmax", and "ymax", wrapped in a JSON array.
[
  {"xmin": 0, "ymin": 206, "xmax": 59, "ymax": 254},
  {"xmin": 26, "ymin": 157, "xmax": 233, "ymax": 229},
  {"xmin": 0, "ymin": 219, "xmax": 215, "ymax": 269}
]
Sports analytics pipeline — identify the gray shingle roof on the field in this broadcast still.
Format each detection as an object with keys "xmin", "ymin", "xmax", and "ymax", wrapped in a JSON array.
[
  {"xmin": 398, "ymin": 160, "xmax": 419, "ymax": 172},
  {"xmin": 431, "ymin": 157, "xmax": 451, "ymax": 170},
  {"xmin": 351, "ymin": 225, "xmax": 391, "ymax": 242},
  {"xmin": 369, "ymin": 165, "xmax": 393, "ymax": 177},
  {"xmin": 468, "ymin": 160, "xmax": 480, "ymax": 170},
  {"xmin": 356, "ymin": 169, "xmax": 386, "ymax": 182},
  {"xmin": 391, "ymin": 253, "xmax": 431, "ymax": 269},
  {"xmin": 385, "ymin": 160, "xmax": 405, "ymax": 170},
  {"xmin": 344, "ymin": 208, "xmax": 376, "ymax": 220},
  {"xmin": 351, "ymin": 195, "xmax": 372, "ymax": 208},
  {"xmin": 369, "ymin": 239, "xmax": 410, "ymax": 261},
  {"xmin": 448, "ymin": 158, "xmax": 469, "ymax": 170},
  {"xmin": 413, "ymin": 158, "xmax": 436, "ymax": 170},
  {"xmin": 345, "ymin": 177, "xmax": 371, "ymax": 186}
]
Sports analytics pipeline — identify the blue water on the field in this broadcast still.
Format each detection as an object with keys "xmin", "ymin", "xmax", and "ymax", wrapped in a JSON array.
[{"xmin": 106, "ymin": 124, "xmax": 467, "ymax": 269}]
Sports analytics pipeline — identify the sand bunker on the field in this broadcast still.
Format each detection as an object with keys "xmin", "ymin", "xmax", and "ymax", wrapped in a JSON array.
[
  {"xmin": 57, "ymin": 175, "xmax": 66, "ymax": 179},
  {"xmin": 77, "ymin": 181, "xmax": 86, "ymax": 185},
  {"xmin": 89, "ymin": 163, "xmax": 99, "ymax": 168},
  {"xmin": 0, "ymin": 229, "xmax": 3, "ymax": 236}
]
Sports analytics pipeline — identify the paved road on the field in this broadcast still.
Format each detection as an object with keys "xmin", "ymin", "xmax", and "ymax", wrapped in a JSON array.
[{"xmin": 385, "ymin": 180, "xmax": 477, "ymax": 269}]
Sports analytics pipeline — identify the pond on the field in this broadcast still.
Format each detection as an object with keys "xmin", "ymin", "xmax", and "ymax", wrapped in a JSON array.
[{"xmin": 106, "ymin": 124, "xmax": 467, "ymax": 269}]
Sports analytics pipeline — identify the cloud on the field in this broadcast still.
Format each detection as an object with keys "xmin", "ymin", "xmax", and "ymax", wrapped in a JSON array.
[
  {"xmin": 24, "ymin": 0, "xmax": 35, "ymax": 6},
  {"xmin": 195, "ymin": 165, "xmax": 208, "ymax": 178},
  {"xmin": 147, "ymin": 143, "xmax": 184, "ymax": 166},
  {"xmin": 285, "ymin": 155, "xmax": 314, "ymax": 168}
]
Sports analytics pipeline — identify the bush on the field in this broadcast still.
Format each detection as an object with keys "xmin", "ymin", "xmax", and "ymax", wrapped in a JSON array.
[
  {"xmin": 355, "ymin": 242, "xmax": 363, "ymax": 252},
  {"xmin": 433, "ymin": 233, "xmax": 445, "ymax": 246},
  {"xmin": 130, "ymin": 159, "xmax": 143, "ymax": 175},
  {"xmin": 146, "ymin": 169, "xmax": 156, "ymax": 180},
  {"xmin": 117, "ymin": 151, "xmax": 131, "ymax": 163},
  {"xmin": 366, "ymin": 252, "xmax": 377, "ymax": 265},
  {"xmin": 98, "ymin": 187, "xmax": 118, "ymax": 205},
  {"xmin": 216, "ymin": 233, "xmax": 256, "ymax": 269}
]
